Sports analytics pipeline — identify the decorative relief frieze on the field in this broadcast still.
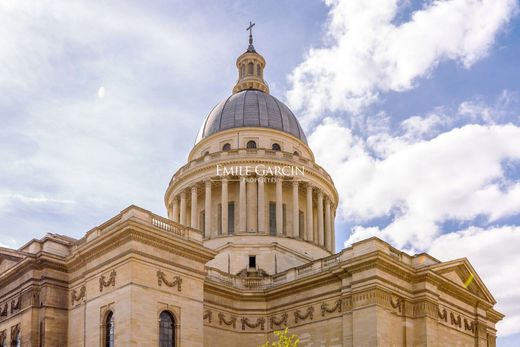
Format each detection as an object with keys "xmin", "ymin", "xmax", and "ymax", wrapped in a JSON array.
[
  {"xmin": 241, "ymin": 317, "xmax": 265, "ymax": 331},
  {"xmin": 203, "ymin": 310, "xmax": 212, "ymax": 323},
  {"xmin": 218, "ymin": 312, "xmax": 237, "ymax": 328},
  {"xmin": 342, "ymin": 297, "xmax": 352, "ymax": 311},
  {"xmin": 10, "ymin": 297, "xmax": 20, "ymax": 314},
  {"xmin": 464, "ymin": 318, "xmax": 475, "ymax": 333},
  {"xmin": 270, "ymin": 313, "xmax": 288, "ymax": 329},
  {"xmin": 99, "ymin": 270, "xmax": 116, "ymax": 292},
  {"xmin": 321, "ymin": 299, "xmax": 341, "ymax": 316},
  {"xmin": 438, "ymin": 308, "xmax": 447, "ymax": 322},
  {"xmin": 32, "ymin": 287, "xmax": 40, "ymax": 306},
  {"xmin": 71, "ymin": 285, "xmax": 86, "ymax": 305},
  {"xmin": 157, "ymin": 270, "xmax": 182, "ymax": 291},
  {"xmin": 294, "ymin": 306, "xmax": 314, "ymax": 323},
  {"xmin": 450, "ymin": 312, "xmax": 462, "ymax": 328},
  {"xmin": 390, "ymin": 296, "xmax": 402, "ymax": 313},
  {"xmin": 0, "ymin": 303, "xmax": 7, "ymax": 317}
]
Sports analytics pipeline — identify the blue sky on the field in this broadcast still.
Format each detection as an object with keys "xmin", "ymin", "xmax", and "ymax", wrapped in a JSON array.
[{"xmin": 1, "ymin": 1, "xmax": 519, "ymax": 344}]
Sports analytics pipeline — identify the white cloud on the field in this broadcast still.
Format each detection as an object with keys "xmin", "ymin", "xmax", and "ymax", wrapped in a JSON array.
[
  {"xmin": 287, "ymin": 0, "xmax": 518, "ymax": 125},
  {"xmin": 428, "ymin": 226, "xmax": 520, "ymax": 336},
  {"xmin": 310, "ymin": 118, "xmax": 520, "ymax": 249},
  {"xmin": 309, "ymin": 110, "xmax": 520, "ymax": 336}
]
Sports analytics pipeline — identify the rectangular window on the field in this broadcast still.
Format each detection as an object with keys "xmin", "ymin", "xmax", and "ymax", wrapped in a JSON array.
[
  {"xmin": 249, "ymin": 255, "xmax": 256, "ymax": 269},
  {"xmin": 282, "ymin": 204, "xmax": 287, "ymax": 235},
  {"xmin": 228, "ymin": 202, "xmax": 235, "ymax": 234},
  {"xmin": 299, "ymin": 210, "xmax": 305, "ymax": 239},
  {"xmin": 269, "ymin": 202, "xmax": 276, "ymax": 235},
  {"xmin": 218, "ymin": 203, "xmax": 222, "ymax": 235},
  {"xmin": 200, "ymin": 210, "xmax": 205, "ymax": 238}
]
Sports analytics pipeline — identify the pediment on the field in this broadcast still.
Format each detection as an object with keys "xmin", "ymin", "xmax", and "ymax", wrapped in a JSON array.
[{"xmin": 430, "ymin": 259, "xmax": 496, "ymax": 304}]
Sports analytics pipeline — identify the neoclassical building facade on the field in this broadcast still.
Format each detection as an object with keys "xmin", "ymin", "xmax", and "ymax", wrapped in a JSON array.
[{"xmin": 0, "ymin": 33, "xmax": 503, "ymax": 347}]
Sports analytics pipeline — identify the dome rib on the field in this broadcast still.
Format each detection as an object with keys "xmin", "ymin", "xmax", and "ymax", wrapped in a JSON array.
[{"xmin": 195, "ymin": 90, "xmax": 307, "ymax": 144}]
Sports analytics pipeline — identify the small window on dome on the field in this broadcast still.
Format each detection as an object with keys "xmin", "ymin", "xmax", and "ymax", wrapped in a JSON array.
[
  {"xmin": 222, "ymin": 143, "xmax": 231, "ymax": 151},
  {"xmin": 246, "ymin": 140, "xmax": 257, "ymax": 149},
  {"xmin": 248, "ymin": 62, "xmax": 254, "ymax": 75},
  {"xmin": 203, "ymin": 151, "xmax": 209, "ymax": 156},
  {"xmin": 293, "ymin": 151, "xmax": 299, "ymax": 156},
  {"xmin": 272, "ymin": 143, "xmax": 281, "ymax": 151},
  {"xmin": 256, "ymin": 65, "xmax": 261, "ymax": 77},
  {"xmin": 240, "ymin": 64, "xmax": 245, "ymax": 78}
]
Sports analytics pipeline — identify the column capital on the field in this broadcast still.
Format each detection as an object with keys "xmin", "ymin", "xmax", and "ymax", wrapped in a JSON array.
[
  {"xmin": 205, "ymin": 180, "xmax": 212, "ymax": 187},
  {"xmin": 318, "ymin": 190, "xmax": 324, "ymax": 198}
]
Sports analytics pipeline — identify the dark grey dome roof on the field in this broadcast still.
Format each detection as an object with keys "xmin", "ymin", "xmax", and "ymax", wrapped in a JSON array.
[{"xmin": 196, "ymin": 90, "xmax": 307, "ymax": 144}]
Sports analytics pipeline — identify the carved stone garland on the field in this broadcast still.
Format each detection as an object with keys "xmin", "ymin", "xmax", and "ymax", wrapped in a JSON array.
[
  {"xmin": 321, "ymin": 300, "xmax": 342, "ymax": 316},
  {"xmin": 71, "ymin": 285, "xmax": 86, "ymax": 305},
  {"xmin": 218, "ymin": 312, "xmax": 237, "ymax": 329},
  {"xmin": 438, "ymin": 308, "xmax": 447, "ymax": 322},
  {"xmin": 241, "ymin": 317, "xmax": 266, "ymax": 331},
  {"xmin": 10, "ymin": 297, "xmax": 20, "ymax": 314},
  {"xmin": 270, "ymin": 313, "xmax": 288, "ymax": 329},
  {"xmin": 450, "ymin": 312, "xmax": 462, "ymax": 328},
  {"xmin": 99, "ymin": 270, "xmax": 116, "ymax": 292},
  {"xmin": 0, "ymin": 303, "xmax": 7, "ymax": 317},
  {"xmin": 203, "ymin": 310, "xmax": 212, "ymax": 323},
  {"xmin": 294, "ymin": 306, "xmax": 314, "ymax": 323},
  {"xmin": 157, "ymin": 270, "xmax": 182, "ymax": 292}
]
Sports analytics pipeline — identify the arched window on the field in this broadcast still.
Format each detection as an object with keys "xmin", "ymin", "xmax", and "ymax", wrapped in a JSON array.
[
  {"xmin": 159, "ymin": 311, "xmax": 175, "ymax": 347},
  {"xmin": 105, "ymin": 311, "xmax": 114, "ymax": 347},
  {"xmin": 293, "ymin": 151, "xmax": 300, "ymax": 156},
  {"xmin": 246, "ymin": 140, "xmax": 256, "ymax": 149},
  {"xmin": 248, "ymin": 62, "xmax": 254, "ymax": 75},
  {"xmin": 272, "ymin": 143, "xmax": 281, "ymax": 151},
  {"xmin": 222, "ymin": 143, "xmax": 231, "ymax": 151},
  {"xmin": 240, "ymin": 64, "xmax": 245, "ymax": 78},
  {"xmin": 256, "ymin": 65, "xmax": 261, "ymax": 77},
  {"xmin": 12, "ymin": 331, "xmax": 20, "ymax": 347}
]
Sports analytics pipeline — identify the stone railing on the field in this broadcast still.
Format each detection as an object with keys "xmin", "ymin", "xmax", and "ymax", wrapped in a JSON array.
[
  {"xmin": 167, "ymin": 148, "xmax": 333, "ymax": 187},
  {"xmin": 206, "ymin": 253, "xmax": 343, "ymax": 291},
  {"xmin": 82, "ymin": 205, "xmax": 203, "ymax": 245}
]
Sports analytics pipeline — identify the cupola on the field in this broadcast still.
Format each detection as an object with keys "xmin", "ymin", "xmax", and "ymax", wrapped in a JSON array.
[{"xmin": 232, "ymin": 22, "xmax": 269, "ymax": 94}]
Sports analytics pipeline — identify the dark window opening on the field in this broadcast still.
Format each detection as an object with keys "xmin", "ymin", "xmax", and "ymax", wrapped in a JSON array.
[
  {"xmin": 248, "ymin": 62, "xmax": 254, "ymax": 75},
  {"xmin": 269, "ymin": 202, "xmax": 276, "ymax": 236},
  {"xmin": 299, "ymin": 210, "xmax": 305, "ymax": 239},
  {"xmin": 272, "ymin": 143, "xmax": 281, "ymax": 151},
  {"xmin": 222, "ymin": 143, "xmax": 231, "ymax": 151},
  {"xmin": 249, "ymin": 255, "xmax": 256, "ymax": 268},
  {"xmin": 228, "ymin": 202, "xmax": 235, "ymax": 234},
  {"xmin": 246, "ymin": 140, "xmax": 257, "ymax": 149},
  {"xmin": 105, "ymin": 311, "xmax": 114, "ymax": 347},
  {"xmin": 159, "ymin": 311, "xmax": 175, "ymax": 347},
  {"xmin": 200, "ymin": 211, "xmax": 206, "ymax": 238}
]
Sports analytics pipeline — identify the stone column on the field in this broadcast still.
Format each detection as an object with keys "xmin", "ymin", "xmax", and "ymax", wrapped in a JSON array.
[
  {"xmin": 239, "ymin": 177, "xmax": 246, "ymax": 233},
  {"xmin": 325, "ymin": 197, "xmax": 331, "ymax": 251},
  {"xmin": 205, "ymin": 180, "xmax": 212, "ymax": 238},
  {"xmin": 306, "ymin": 185, "xmax": 313, "ymax": 242},
  {"xmin": 180, "ymin": 191, "xmax": 187, "ymax": 226},
  {"xmin": 292, "ymin": 180, "xmax": 299, "ymax": 238},
  {"xmin": 317, "ymin": 190, "xmax": 324, "ymax": 246},
  {"xmin": 190, "ymin": 186, "xmax": 198, "ymax": 229},
  {"xmin": 172, "ymin": 197, "xmax": 179, "ymax": 223},
  {"xmin": 221, "ymin": 178, "xmax": 228, "ymax": 235},
  {"xmin": 276, "ymin": 177, "xmax": 283, "ymax": 235},
  {"xmin": 257, "ymin": 177, "xmax": 265, "ymax": 233}
]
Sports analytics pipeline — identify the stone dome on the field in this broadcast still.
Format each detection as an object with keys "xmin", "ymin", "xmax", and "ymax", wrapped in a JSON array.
[{"xmin": 196, "ymin": 90, "xmax": 307, "ymax": 144}]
